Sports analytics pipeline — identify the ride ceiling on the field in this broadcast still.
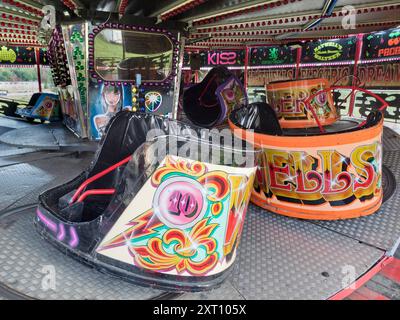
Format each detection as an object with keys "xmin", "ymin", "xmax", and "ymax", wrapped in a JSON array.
[{"xmin": 0, "ymin": 0, "xmax": 400, "ymax": 47}]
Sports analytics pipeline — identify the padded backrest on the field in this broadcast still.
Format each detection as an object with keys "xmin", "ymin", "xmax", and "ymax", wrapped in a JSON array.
[
  {"xmin": 87, "ymin": 111, "xmax": 201, "ymax": 189},
  {"xmin": 362, "ymin": 110, "xmax": 383, "ymax": 129},
  {"xmin": 182, "ymin": 66, "xmax": 234, "ymax": 128},
  {"xmin": 28, "ymin": 93, "xmax": 42, "ymax": 107},
  {"xmin": 229, "ymin": 103, "xmax": 283, "ymax": 136}
]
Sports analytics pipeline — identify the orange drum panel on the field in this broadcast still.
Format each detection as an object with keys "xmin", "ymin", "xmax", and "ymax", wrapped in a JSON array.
[
  {"xmin": 266, "ymin": 78, "xmax": 339, "ymax": 129},
  {"xmin": 229, "ymin": 119, "xmax": 384, "ymax": 220}
]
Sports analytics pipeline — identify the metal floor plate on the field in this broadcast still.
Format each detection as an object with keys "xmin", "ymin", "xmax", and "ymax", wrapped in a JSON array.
[
  {"xmin": 183, "ymin": 205, "xmax": 384, "ymax": 300},
  {"xmin": 0, "ymin": 123, "xmax": 97, "ymax": 152},
  {"xmin": 0, "ymin": 154, "xmax": 92, "ymax": 212},
  {"xmin": 0, "ymin": 208, "xmax": 165, "ymax": 300},
  {"xmin": 0, "ymin": 143, "xmax": 37, "ymax": 157},
  {"xmin": 0, "ymin": 151, "xmax": 70, "ymax": 168},
  {"xmin": 383, "ymin": 127, "xmax": 400, "ymax": 151},
  {"xmin": 0, "ymin": 204, "xmax": 384, "ymax": 300},
  {"xmin": 311, "ymin": 150, "xmax": 400, "ymax": 252}
]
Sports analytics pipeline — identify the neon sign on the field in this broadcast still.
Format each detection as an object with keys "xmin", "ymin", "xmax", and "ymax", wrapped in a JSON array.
[
  {"xmin": 378, "ymin": 32, "xmax": 400, "ymax": 57},
  {"xmin": 363, "ymin": 28, "xmax": 400, "ymax": 60},
  {"xmin": 314, "ymin": 42, "xmax": 343, "ymax": 61},
  {"xmin": 207, "ymin": 52, "xmax": 237, "ymax": 65},
  {"xmin": 0, "ymin": 46, "xmax": 17, "ymax": 63}
]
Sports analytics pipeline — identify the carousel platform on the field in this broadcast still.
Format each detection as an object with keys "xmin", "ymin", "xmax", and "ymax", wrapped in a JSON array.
[
  {"xmin": 0, "ymin": 126, "xmax": 399, "ymax": 300},
  {"xmin": 0, "ymin": 116, "xmax": 97, "ymax": 152}
]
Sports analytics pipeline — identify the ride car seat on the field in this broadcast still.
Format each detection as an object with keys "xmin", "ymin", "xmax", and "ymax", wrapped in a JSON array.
[{"xmin": 48, "ymin": 111, "xmax": 202, "ymax": 223}]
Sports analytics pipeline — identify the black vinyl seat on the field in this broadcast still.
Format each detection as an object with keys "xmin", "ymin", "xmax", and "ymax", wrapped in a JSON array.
[
  {"xmin": 182, "ymin": 66, "xmax": 234, "ymax": 128},
  {"xmin": 27, "ymin": 93, "xmax": 42, "ymax": 108},
  {"xmin": 230, "ymin": 103, "xmax": 383, "ymax": 137},
  {"xmin": 43, "ymin": 111, "xmax": 203, "ymax": 223},
  {"xmin": 361, "ymin": 110, "xmax": 383, "ymax": 129},
  {"xmin": 229, "ymin": 102, "xmax": 283, "ymax": 136}
]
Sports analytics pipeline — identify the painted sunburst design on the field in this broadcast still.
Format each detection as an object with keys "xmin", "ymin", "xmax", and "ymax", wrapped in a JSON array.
[{"xmin": 145, "ymin": 91, "xmax": 163, "ymax": 112}]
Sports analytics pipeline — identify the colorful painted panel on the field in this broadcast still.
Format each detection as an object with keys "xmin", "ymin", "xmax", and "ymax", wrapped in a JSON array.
[
  {"xmin": 216, "ymin": 76, "xmax": 248, "ymax": 124},
  {"xmin": 250, "ymin": 46, "xmax": 295, "ymax": 66},
  {"xmin": 363, "ymin": 27, "xmax": 400, "ymax": 60},
  {"xmin": 59, "ymin": 86, "xmax": 86, "ymax": 137},
  {"xmin": 97, "ymin": 156, "xmax": 255, "ymax": 277},
  {"xmin": 266, "ymin": 79, "xmax": 338, "ymax": 128},
  {"xmin": 301, "ymin": 37, "xmax": 357, "ymax": 63},
  {"xmin": 252, "ymin": 133, "xmax": 383, "ymax": 220}
]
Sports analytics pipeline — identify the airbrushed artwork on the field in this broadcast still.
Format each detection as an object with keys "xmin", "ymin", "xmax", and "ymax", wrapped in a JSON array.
[
  {"xmin": 97, "ymin": 156, "xmax": 255, "ymax": 277},
  {"xmin": 216, "ymin": 76, "xmax": 248, "ymax": 124},
  {"xmin": 301, "ymin": 37, "xmax": 357, "ymax": 63},
  {"xmin": 0, "ymin": 45, "xmax": 47, "ymax": 65},
  {"xmin": 266, "ymin": 79, "xmax": 338, "ymax": 128},
  {"xmin": 89, "ymin": 83, "xmax": 132, "ymax": 138},
  {"xmin": 252, "ymin": 138, "xmax": 383, "ymax": 219},
  {"xmin": 93, "ymin": 85, "xmax": 122, "ymax": 136}
]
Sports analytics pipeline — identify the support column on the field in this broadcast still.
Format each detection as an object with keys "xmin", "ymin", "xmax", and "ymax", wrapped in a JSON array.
[
  {"xmin": 295, "ymin": 46, "xmax": 302, "ymax": 80},
  {"xmin": 349, "ymin": 34, "xmax": 363, "ymax": 116},
  {"xmin": 244, "ymin": 45, "xmax": 249, "ymax": 89},
  {"xmin": 35, "ymin": 47, "xmax": 42, "ymax": 93}
]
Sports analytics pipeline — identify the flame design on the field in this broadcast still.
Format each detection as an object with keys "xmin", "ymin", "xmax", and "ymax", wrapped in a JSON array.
[
  {"xmin": 198, "ymin": 171, "xmax": 229, "ymax": 202},
  {"xmin": 98, "ymin": 209, "xmax": 163, "ymax": 251},
  {"xmin": 98, "ymin": 156, "xmax": 253, "ymax": 276},
  {"xmin": 152, "ymin": 157, "xmax": 207, "ymax": 187},
  {"xmin": 130, "ymin": 218, "xmax": 219, "ymax": 275}
]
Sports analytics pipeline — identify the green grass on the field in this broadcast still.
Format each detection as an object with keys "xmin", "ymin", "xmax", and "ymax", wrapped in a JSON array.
[{"xmin": 94, "ymin": 34, "xmax": 173, "ymax": 61}]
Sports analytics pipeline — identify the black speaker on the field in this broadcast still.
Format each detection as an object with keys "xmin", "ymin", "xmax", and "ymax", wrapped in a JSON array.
[{"xmin": 190, "ymin": 53, "xmax": 201, "ymax": 71}]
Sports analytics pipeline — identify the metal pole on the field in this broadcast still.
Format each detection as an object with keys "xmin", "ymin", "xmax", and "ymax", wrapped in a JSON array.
[
  {"xmin": 172, "ymin": 34, "xmax": 185, "ymax": 120},
  {"xmin": 295, "ymin": 46, "xmax": 302, "ymax": 80},
  {"xmin": 244, "ymin": 45, "xmax": 249, "ymax": 89},
  {"xmin": 35, "ymin": 47, "xmax": 42, "ymax": 92},
  {"xmin": 349, "ymin": 34, "xmax": 363, "ymax": 117}
]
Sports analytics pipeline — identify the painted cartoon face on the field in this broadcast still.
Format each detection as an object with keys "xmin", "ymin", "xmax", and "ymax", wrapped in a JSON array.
[{"xmin": 103, "ymin": 87, "xmax": 121, "ymax": 106}]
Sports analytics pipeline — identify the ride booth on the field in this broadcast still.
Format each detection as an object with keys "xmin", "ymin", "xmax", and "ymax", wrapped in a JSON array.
[{"xmin": 51, "ymin": 19, "xmax": 183, "ymax": 140}]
